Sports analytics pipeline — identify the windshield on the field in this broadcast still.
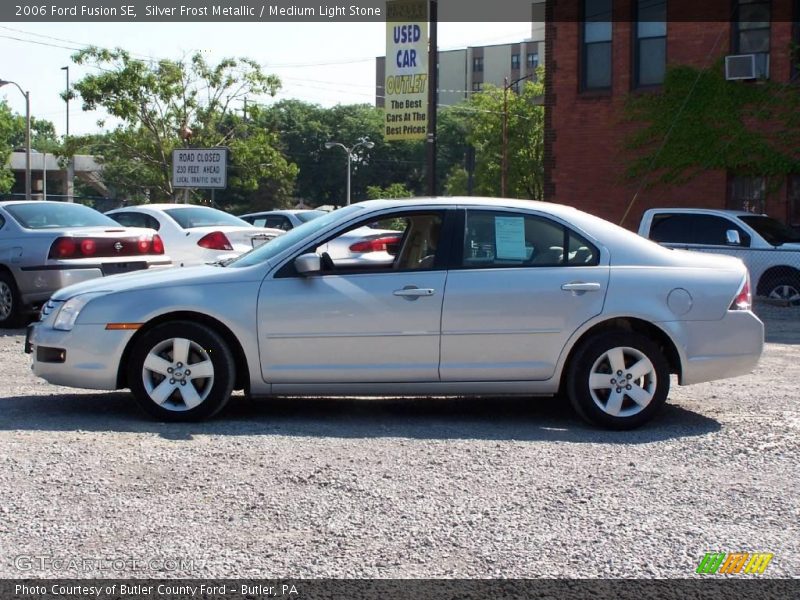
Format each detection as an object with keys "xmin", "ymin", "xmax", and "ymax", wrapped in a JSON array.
[
  {"xmin": 228, "ymin": 205, "xmax": 364, "ymax": 267},
  {"xmin": 164, "ymin": 206, "xmax": 252, "ymax": 229},
  {"xmin": 740, "ymin": 215, "xmax": 800, "ymax": 246},
  {"xmin": 296, "ymin": 210, "xmax": 327, "ymax": 223},
  {"xmin": 5, "ymin": 202, "xmax": 119, "ymax": 229}
]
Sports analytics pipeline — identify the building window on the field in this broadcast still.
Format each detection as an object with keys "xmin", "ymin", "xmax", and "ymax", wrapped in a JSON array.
[
  {"xmin": 472, "ymin": 82, "xmax": 483, "ymax": 92},
  {"xmin": 789, "ymin": 175, "xmax": 800, "ymax": 228},
  {"xmin": 633, "ymin": 0, "xmax": 666, "ymax": 87},
  {"xmin": 582, "ymin": 0, "xmax": 613, "ymax": 90},
  {"xmin": 472, "ymin": 56, "xmax": 483, "ymax": 72},
  {"xmin": 733, "ymin": 0, "xmax": 771, "ymax": 78},
  {"xmin": 511, "ymin": 53, "xmax": 520, "ymax": 70},
  {"xmin": 527, "ymin": 52, "xmax": 539, "ymax": 69},
  {"xmin": 727, "ymin": 175, "xmax": 766, "ymax": 213}
]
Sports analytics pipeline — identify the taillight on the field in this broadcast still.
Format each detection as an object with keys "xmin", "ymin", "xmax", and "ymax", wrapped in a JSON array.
[
  {"xmin": 152, "ymin": 234, "xmax": 164, "ymax": 254},
  {"xmin": 137, "ymin": 236, "xmax": 150, "ymax": 253},
  {"xmin": 349, "ymin": 236, "xmax": 401, "ymax": 253},
  {"xmin": 80, "ymin": 239, "xmax": 96, "ymax": 256},
  {"xmin": 197, "ymin": 231, "xmax": 233, "ymax": 251},
  {"xmin": 730, "ymin": 274, "xmax": 752, "ymax": 311},
  {"xmin": 50, "ymin": 238, "xmax": 77, "ymax": 258}
]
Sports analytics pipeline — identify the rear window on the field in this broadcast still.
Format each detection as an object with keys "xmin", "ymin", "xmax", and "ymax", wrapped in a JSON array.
[
  {"xmin": 5, "ymin": 202, "xmax": 118, "ymax": 229},
  {"xmin": 163, "ymin": 206, "xmax": 252, "ymax": 229},
  {"xmin": 296, "ymin": 210, "xmax": 326, "ymax": 223}
]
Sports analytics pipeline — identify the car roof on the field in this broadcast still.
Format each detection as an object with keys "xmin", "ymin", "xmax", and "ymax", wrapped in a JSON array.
[
  {"xmin": 355, "ymin": 196, "xmax": 584, "ymax": 217},
  {"xmin": 113, "ymin": 203, "xmax": 215, "ymax": 211},
  {"xmin": 240, "ymin": 209, "xmax": 321, "ymax": 217},
  {"xmin": 0, "ymin": 200, "xmax": 89, "ymax": 206},
  {"xmin": 643, "ymin": 207, "xmax": 760, "ymax": 218}
]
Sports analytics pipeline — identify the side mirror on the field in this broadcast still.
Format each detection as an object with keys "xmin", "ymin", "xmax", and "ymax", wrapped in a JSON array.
[
  {"xmin": 294, "ymin": 253, "xmax": 321, "ymax": 275},
  {"xmin": 725, "ymin": 229, "xmax": 741, "ymax": 246}
]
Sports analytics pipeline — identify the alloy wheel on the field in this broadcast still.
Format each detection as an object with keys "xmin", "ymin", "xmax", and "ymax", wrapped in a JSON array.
[
  {"xmin": 768, "ymin": 283, "xmax": 800, "ymax": 306},
  {"xmin": 0, "ymin": 281, "xmax": 13, "ymax": 321},
  {"xmin": 588, "ymin": 346, "xmax": 657, "ymax": 418},
  {"xmin": 141, "ymin": 337, "xmax": 215, "ymax": 411}
]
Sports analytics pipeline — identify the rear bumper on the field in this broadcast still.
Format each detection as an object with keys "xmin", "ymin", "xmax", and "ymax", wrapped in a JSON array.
[
  {"xmin": 28, "ymin": 322, "xmax": 131, "ymax": 390},
  {"xmin": 664, "ymin": 311, "xmax": 764, "ymax": 386},
  {"xmin": 16, "ymin": 261, "xmax": 172, "ymax": 308}
]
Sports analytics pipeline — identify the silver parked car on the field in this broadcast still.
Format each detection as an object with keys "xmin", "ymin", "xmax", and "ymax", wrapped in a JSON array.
[
  {"xmin": 27, "ymin": 198, "xmax": 763, "ymax": 429},
  {"xmin": 0, "ymin": 201, "xmax": 171, "ymax": 328}
]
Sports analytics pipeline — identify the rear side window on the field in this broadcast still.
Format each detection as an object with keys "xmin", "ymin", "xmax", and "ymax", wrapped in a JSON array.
[
  {"xmin": 462, "ymin": 210, "xmax": 599, "ymax": 268},
  {"xmin": 649, "ymin": 213, "xmax": 751, "ymax": 246},
  {"xmin": 109, "ymin": 211, "xmax": 161, "ymax": 230}
]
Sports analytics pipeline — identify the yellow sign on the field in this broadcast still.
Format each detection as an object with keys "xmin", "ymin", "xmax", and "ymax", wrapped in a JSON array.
[{"xmin": 384, "ymin": 0, "xmax": 428, "ymax": 141}]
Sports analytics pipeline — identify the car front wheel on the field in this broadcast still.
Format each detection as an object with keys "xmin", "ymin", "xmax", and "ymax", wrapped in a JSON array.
[
  {"xmin": 566, "ymin": 331, "xmax": 670, "ymax": 430},
  {"xmin": 128, "ymin": 321, "xmax": 235, "ymax": 421}
]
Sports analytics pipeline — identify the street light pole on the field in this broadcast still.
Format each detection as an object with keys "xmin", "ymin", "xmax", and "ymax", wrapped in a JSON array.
[
  {"xmin": 501, "ymin": 74, "xmax": 533, "ymax": 198},
  {"xmin": 0, "ymin": 79, "xmax": 31, "ymax": 200},
  {"xmin": 61, "ymin": 66, "xmax": 73, "ymax": 202},
  {"xmin": 324, "ymin": 138, "xmax": 375, "ymax": 206}
]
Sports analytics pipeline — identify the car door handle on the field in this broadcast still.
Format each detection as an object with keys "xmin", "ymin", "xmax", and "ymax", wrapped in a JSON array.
[
  {"xmin": 561, "ymin": 282, "xmax": 602, "ymax": 292},
  {"xmin": 393, "ymin": 287, "xmax": 436, "ymax": 298}
]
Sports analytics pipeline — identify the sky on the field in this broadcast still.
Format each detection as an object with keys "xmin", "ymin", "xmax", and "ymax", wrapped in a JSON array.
[{"xmin": 0, "ymin": 22, "xmax": 532, "ymax": 137}]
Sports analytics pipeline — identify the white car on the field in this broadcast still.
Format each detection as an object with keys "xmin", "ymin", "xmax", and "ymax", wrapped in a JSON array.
[
  {"xmin": 238, "ymin": 209, "xmax": 327, "ymax": 230},
  {"xmin": 106, "ymin": 204, "xmax": 283, "ymax": 267}
]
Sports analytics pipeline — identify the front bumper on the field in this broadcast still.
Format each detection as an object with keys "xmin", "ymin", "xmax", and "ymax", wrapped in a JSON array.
[{"xmin": 27, "ymin": 322, "xmax": 133, "ymax": 390}]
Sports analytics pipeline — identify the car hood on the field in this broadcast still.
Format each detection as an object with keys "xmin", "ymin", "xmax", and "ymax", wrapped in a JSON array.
[{"xmin": 50, "ymin": 263, "xmax": 263, "ymax": 301}]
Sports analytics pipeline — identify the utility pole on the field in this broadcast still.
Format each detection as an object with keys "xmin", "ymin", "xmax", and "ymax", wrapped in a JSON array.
[
  {"xmin": 501, "ymin": 74, "xmax": 533, "ymax": 198},
  {"xmin": 425, "ymin": 0, "xmax": 438, "ymax": 196},
  {"xmin": 61, "ymin": 66, "xmax": 74, "ymax": 202}
]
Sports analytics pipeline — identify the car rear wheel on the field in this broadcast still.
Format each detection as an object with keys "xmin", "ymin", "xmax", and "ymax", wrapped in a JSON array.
[
  {"xmin": 764, "ymin": 276, "xmax": 800, "ymax": 306},
  {"xmin": 0, "ymin": 271, "xmax": 22, "ymax": 329},
  {"xmin": 128, "ymin": 321, "xmax": 235, "ymax": 421},
  {"xmin": 566, "ymin": 331, "xmax": 670, "ymax": 430}
]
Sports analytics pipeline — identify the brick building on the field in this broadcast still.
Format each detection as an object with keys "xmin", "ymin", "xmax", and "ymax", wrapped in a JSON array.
[{"xmin": 544, "ymin": 0, "xmax": 800, "ymax": 229}]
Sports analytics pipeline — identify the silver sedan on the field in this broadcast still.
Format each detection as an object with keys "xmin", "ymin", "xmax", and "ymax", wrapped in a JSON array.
[
  {"xmin": 27, "ymin": 198, "xmax": 764, "ymax": 429},
  {"xmin": 0, "ymin": 201, "xmax": 171, "ymax": 328}
]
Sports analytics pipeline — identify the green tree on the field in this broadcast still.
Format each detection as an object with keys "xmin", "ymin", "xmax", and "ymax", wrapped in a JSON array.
[
  {"xmin": 0, "ymin": 99, "xmax": 60, "ymax": 194},
  {"xmin": 455, "ymin": 71, "xmax": 545, "ymax": 199},
  {"xmin": 365, "ymin": 182, "xmax": 415, "ymax": 199},
  {"xmin": 70, "ymin": 47, "xmax": 296, "ymax": 208}
]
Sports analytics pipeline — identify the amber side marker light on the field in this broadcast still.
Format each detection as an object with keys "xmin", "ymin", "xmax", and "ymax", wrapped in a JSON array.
[{"xmin": 105, "ymin": 323, "xmax": 143, "ymax": 330}]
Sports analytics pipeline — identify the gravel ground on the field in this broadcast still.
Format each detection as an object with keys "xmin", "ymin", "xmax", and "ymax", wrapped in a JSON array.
[{"xmin": 0, "ymin": 302, "xmax": 798, "ymax": 579}]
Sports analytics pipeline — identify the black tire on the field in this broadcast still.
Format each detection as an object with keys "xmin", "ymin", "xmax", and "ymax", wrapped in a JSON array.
[
  {"xmin": 566, "ymin": 331, "xmax": 670, "ymax": 430},
  {"xmin": 0, "ymin": 270, "xmax": 23, "ymax": 329},
  {"xmin": 761, "ymin": 274, "xmax": 800, "ymax": 307},
  {"xmin": 127, "ymin": 321, "xmax": 235, "ymax": 421}
]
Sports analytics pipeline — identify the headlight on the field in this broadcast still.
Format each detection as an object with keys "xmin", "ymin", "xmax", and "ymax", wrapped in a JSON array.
[{"xmin": 53, "ymin": 292, "xmax": 109, "ymax": 331}]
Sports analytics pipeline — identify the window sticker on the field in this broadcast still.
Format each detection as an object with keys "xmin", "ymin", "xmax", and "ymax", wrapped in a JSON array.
[{"xmin": 494, "ymin": 216, "xmax": 527, "ymax": 260}]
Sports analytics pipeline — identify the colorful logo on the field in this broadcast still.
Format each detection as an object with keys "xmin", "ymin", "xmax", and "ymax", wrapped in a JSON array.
[{"xmin": 696, "ymin": 552, "xmax": 774, "ymax": 574}]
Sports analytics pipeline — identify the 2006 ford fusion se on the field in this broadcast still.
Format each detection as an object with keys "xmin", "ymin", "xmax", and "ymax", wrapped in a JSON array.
[{"xmin": 26, "ymin": 198, "xmax": 764, "ymax": 429}]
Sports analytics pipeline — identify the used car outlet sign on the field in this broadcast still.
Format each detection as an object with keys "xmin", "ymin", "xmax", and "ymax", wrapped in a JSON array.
[
  {"xmin": 172, "ymin": 148, "xmax": 228, "ymax": 189},
  {"xmin": 384, "ymin": 0, "xmax": 428, "ymax": 141}
]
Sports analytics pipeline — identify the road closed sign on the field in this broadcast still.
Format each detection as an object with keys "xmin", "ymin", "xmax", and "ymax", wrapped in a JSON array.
[{"xmin": 172, "ymin": 148, "xmax": 228, "ymax": 189}]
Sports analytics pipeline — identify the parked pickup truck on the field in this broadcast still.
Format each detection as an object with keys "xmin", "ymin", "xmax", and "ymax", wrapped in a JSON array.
[{"xmin": 638, "ymin": 208, "xmax": 800, "ymax": 305}]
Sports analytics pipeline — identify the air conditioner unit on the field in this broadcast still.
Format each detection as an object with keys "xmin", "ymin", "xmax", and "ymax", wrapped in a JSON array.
[{"xmin": 725, "ymin": 54, "xmax": 756, "ymax": 80}]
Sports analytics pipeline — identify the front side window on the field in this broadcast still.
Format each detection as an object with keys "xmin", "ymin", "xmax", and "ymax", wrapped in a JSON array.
[
  {"xmin": 582, "ymin": 0, "xmax": 613, "ymax": 90},
  {"xmin": 634, "ymin": 0, "xmax": 667, "ymax": 87},
  {"xmin": 462, "ymin": 211, "xmax": 599, "ymax": 268},
  {"xmin": 309, "ymin": 212, "xmax": 444, "ymax": 274},
  {"xmin": 740, "ymin": 214, "xmax": 800, "ymax": 245},
  {"xmin": 727, "ymin": 175, "xmax": 766, "ymax": 213},
  {"xmin": 733, "ymin": 0, "xmax": 771, "ymax": 78}
]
